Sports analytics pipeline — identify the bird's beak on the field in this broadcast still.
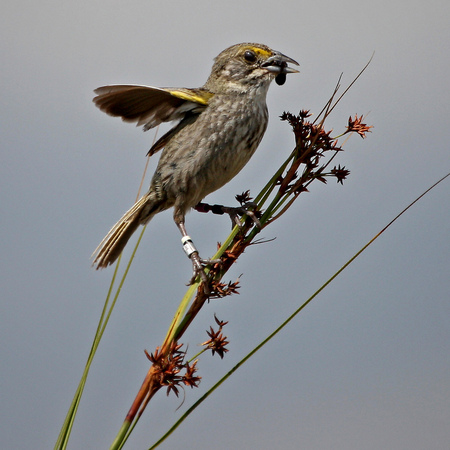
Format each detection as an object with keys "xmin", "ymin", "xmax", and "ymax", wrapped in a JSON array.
[{"xmin": 262, "ymin": 51, "xmax": 300, "ymax": 75}]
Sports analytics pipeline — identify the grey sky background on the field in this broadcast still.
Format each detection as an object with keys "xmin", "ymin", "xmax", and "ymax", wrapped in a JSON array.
[{"xmin": 2, "ymin": 0, "xmax": 449, "ymax": 449}]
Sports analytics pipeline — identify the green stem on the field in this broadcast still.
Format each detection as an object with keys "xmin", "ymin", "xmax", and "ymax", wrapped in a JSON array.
[{"xmin": 148, "ymin": 171, "xmax": 450, "ymax": 449}]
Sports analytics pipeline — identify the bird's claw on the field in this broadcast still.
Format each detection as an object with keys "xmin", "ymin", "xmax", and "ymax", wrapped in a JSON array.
[
  {"xmin": 222, "ymin": 202, "xmax": 262, "ymax": 229},
  {"xmin": 188, "ymin": 251, "xmax": 222, "ymax": 293}
]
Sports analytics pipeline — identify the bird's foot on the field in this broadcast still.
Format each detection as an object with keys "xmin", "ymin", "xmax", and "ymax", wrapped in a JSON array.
[
  {"xmin": 194, "ymin": 202, "xmax": 262, "ymax": 229},
  {"xmin": 182, "ymin": 236, "xmax": 221, "ymax": 293},
  {"xmin": 188, "ymin": 252, "xmax": 222, "ymax": 289}
]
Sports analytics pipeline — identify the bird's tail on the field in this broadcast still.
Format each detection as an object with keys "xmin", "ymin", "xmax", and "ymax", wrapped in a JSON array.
[{"xmin": 92, "ymin": 194, "xmax": 158, "ymax": 269}]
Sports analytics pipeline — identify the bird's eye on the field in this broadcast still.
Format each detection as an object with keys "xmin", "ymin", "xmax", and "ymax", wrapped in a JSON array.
[{"xmin": 244, "ymin": 50, "xmax": 257, "ymax": 63}]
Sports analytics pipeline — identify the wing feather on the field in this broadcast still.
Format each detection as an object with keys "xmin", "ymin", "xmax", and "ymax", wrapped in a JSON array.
[{"xmin": 93, "ymin": 85, "xmax": 213, "ymax": 131}]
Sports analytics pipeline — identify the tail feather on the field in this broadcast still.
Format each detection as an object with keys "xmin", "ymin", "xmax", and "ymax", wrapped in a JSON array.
[{"xmin": 92, "ymin": 195, "xmax": 155, "ymax": 269}]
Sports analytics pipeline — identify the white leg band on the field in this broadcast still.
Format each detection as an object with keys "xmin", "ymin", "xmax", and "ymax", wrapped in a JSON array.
[{"xmin": 181, "ymin": 236, "xmax": 197, "ymax": 258}]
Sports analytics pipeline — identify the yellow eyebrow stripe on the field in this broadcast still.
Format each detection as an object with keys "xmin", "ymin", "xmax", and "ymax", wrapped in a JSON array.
[{"xmin": 246, "ymin": 46, "xmax": 272, "ymax": 58}]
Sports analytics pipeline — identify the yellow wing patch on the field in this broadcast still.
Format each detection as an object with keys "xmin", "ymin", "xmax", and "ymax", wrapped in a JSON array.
[{"xmin": 167, "ymin": 89, "xmax": 214, "ymax": 105}]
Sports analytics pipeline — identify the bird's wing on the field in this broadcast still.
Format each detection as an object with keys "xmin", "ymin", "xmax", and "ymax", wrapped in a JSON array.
[{"xmin": 93, "ymin": 85, "xmax": 213, "ymax": 131}]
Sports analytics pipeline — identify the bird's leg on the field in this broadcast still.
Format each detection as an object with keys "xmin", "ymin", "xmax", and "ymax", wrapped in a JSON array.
[
  {"xmin": 194, "ymin": 202, "xmax": 262, "ymax": 229},
  {"xmin": 177, "ymin": 222, "xmax": 221, "ymax": 289}
]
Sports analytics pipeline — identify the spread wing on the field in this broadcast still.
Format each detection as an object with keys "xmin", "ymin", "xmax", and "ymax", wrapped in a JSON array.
[{"xmin": 93, "ymin": 85, "xmax": 214, "ymax": 131}]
